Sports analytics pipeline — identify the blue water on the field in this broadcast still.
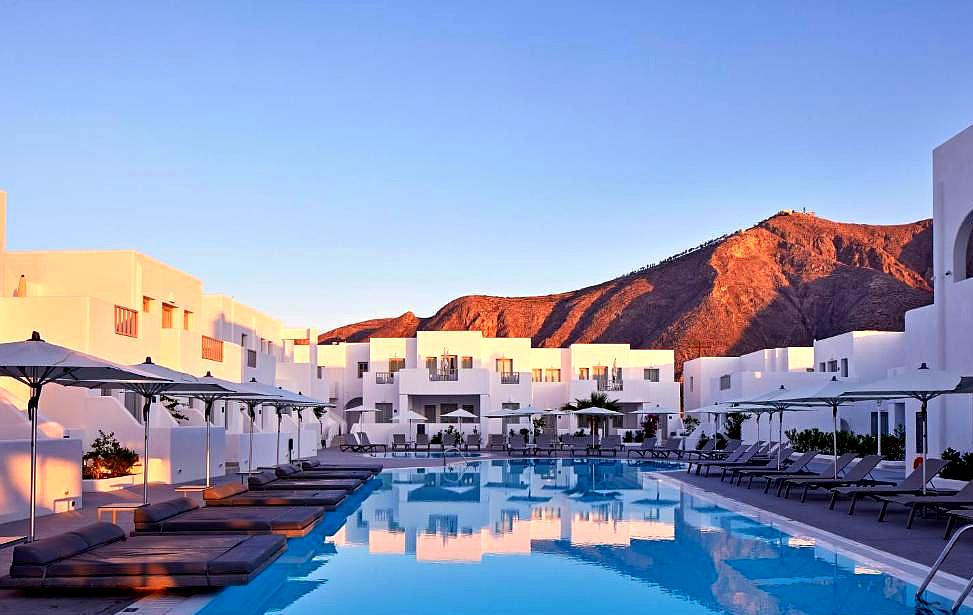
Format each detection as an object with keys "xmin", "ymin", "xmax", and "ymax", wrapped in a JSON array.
[{"xmin": 198, "ymin": 459, "xmax": 965, "ymax": 615}]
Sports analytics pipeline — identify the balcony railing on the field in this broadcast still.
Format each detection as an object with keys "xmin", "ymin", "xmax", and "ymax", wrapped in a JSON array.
[
  {"xmin": 246, "ymin": 349, "xmax": 257, "ymax": 368},
  {"xmin": 429, "ymin": 369, "xmax": 458, "ymax": 382},
  {"xmin": 596, "ymin": 379, "xmax": 623, "ymax": 391},
  {"xmin": 500, "ymin": 372, "xmax": 520, "ymax": 384},
  {"xmin": 113, "ymin": 305, "xmax": 138, "ymax": 338},
  {"xmin": 375, "ymin": 372, "xmax": 395, "ymax": 384},
  {"xmin": 202, "ymin": 335, "xmax": 224, "ymax": 362}
]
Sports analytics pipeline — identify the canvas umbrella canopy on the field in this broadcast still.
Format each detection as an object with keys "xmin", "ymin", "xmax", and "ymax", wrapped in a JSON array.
[
  {"xmin": 441, "ymin": 408, "xmax": 478, "ymax": 424},
  {"xmin": 0, "ymin": 332, "xmax": 163, "ymax": 541},
  {"xmin": 195, "ymin": 374, "xmax": 283, "ymax": 477},
  {"xmin": 840, "ymin": 364, "xmax": 966, "ymax": 493},
  {"xmin": 393, "ymin": 409, "xmax": 428, "ymax": 440},
  {"xmin": 484, "ymin": 406, "xmax": 545, "ymax": 442},
  {"xmin": 245, "ymin": 379, "xmax": 324, "ymax": 465},
  {"xmin": 630, "ymin": 404, "xmax": 681, "ymax": 442},
  {"xmin": 570, "ymin": 406, "xmax": 623, "ymax": 446},
  {"xmin": 287, "ymin": 395, "xmax": 331, "ymax": 461},
  {"xmin": 345, "ymin": 404, "xmax": 378, "ymax": 441}
]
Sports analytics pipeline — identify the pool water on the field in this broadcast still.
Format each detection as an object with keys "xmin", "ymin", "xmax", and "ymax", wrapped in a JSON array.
[{"xmin": 198, "ymin": 459, "xmax": 967, "ymax": 615}]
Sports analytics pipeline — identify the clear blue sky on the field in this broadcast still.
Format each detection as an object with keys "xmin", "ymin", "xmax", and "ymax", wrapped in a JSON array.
[{"xmin": 2, "ymin": 2, "xmax": 972, "ymax": 331}]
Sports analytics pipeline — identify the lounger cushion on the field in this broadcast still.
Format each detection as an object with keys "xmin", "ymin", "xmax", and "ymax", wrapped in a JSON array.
[
  {"xmin": 248, "ymin": 471, "xmax": 280, "ymax": 488},
  {"xmin": 292, "ymin": 470, "xmax": 372, "ymax": 480},
  {"xmin": 208, "ymin": 535, "xmax": 286, "ymax": 575},
  {"xmin": 137, "ymin": 506, "xmax": 324, "ymax": 534},
  {"xmin": 204, "ymin": 482, "xmax": 248, "ymax": 501},
  {"xmin": 204, "ymin": 489, "xmax": 346, "ymax": 509},
  {"xmin": 301, "ymin": 459, "xmax": 321, "ymax": 469},
  {"xmin": 12, "ymin": 533, "xmax": 90, "ymax": 567},
  {"xmin": 274, "ymin": 464, "xmax": 302, "ymax": 477},
  {"xmin": 69, "ymin": 522, "xmax": 127, "ymax": 549},
  {"xmin": 135, "ymin": 498, "xmax": 199, "ymax": 524},
  {"xmin": 257, "ymin": 478, "xmax": 361, "ymax": 491}
]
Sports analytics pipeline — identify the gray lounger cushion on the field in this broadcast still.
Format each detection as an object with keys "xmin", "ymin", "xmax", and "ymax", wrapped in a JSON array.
[
  {"xmin": 10, "ymin": 523, "xmax": 126, "ymax": 577},
  {"xmin": 253, "ymin": 478, "xmax": 361, "ymax": 491},
  {"xmin": 135, "ymin": 505, "xmax": 324, "ymax": 534},
  {"xmin": 274, "ymin": 464, "xmax": 303, "ymax": 477},
  {"xmin": 204, "ymin": 482, "xmax": 249, "ymax": 501},
  {"xmin": 203, "ymin": 489, "xmax": 347, "ymax": 509},
  {"xmin": 288, "ymin": 470, "xmax": 372, "ymax": 480},
  {"xmin": 134, "ymin": 498, "xmax": 199, "ymax": 524}
]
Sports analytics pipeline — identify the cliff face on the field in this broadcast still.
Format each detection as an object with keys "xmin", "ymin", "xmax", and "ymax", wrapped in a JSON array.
[{"xmin": 319, "ymin": 212, "xmax": 933, "ymax": 369}]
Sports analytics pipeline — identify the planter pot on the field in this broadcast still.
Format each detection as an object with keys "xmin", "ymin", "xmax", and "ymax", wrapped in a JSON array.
[{"xmin": 82, "ymin": 473, "xmax": 139, "ymax": 493}]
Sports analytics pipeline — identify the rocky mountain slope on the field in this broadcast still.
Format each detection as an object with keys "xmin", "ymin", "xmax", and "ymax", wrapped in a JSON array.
[{"xmin": 319, "ymin": 211, "xmax": 933, "ymax": 370}]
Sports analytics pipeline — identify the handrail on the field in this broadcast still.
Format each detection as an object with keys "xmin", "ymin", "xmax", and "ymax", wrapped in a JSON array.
[
  {"xmin": 429, "ymin": 369, "xmax": 458, "ymax": 381},
  {"xmin": 375, "ymin": 372, "xmax": 395, "ymax": 384},
  {"xmin": 916, "ymin": 522, "xmax": 973, "ymax": 612}
]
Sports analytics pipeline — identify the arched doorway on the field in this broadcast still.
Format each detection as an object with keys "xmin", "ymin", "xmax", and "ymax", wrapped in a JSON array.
[{"xmin": 953, "ymin": 209, "xmax": 973, "ymax": 281}]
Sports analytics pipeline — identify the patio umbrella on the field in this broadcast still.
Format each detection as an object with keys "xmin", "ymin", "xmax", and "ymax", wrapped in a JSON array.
[
  {"xmin": 630, "ymin": 404, "xmax": 681, "ymax": 442},
  {"xmin": 441, "ymin": 408, "xmax": 478, "ymax": 424},
  {"xmin": 346, "ymin": 404, "xmax": 377, "ymax": 440},
  {"xmin": 393, "ymin": 409, "xmax": 427, "ymax": 440},
  {"xmin": 290, "ymin": 395, "xmax": 331, "ymax": 460},
  {"xmin": 244, "ymin": 379, "xmax": 324, "ymax": 464},
  {"xmin": 570, "ymin": 406, "xmax": 623, "ymax": 446},
  {"xmin": 841, "ymin": 364, "xmax": 966, "ymax": 493},
  {"xmin": 0, "ymin": 332, "xmax": 162, "ymax": 541}
]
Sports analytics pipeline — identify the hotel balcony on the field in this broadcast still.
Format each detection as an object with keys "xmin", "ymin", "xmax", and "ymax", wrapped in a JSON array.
[
  {"xmin": 397, "ymin": 367, "xmax": 491, "ymax": 395},
  {"xmin": 569, "ymin": 378, "xmax": 680, "ymax": 407}
]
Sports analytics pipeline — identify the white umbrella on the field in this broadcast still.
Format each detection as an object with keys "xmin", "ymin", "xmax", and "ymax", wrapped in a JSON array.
[
  {"xmin": 247, "ymin": 380, "xmax": 324, "ymax": 465},
  {"xmin": 570, "ymin": 406, "xmax": 623, "ymax": 445},
  {"xmin": 393, "ymin": 409, "xmax": 427, "ymax": 441},
  {"xmin": 840, "ymin": 364, "xmax": 966, "ymax": 493},
  {"xmin": 0, "ymin": 332, "xmax": 162, "ymax": 541},
  {"xmin": 441, "ymin": 408, "xmax": 478, "ymax": 424}
]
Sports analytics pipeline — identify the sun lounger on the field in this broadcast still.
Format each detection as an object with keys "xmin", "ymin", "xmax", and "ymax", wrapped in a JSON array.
[
  {"xmin": 356, "ymin": 433, "xmax": 387, "ymax": 453},
  {"xmin": 273, "ymin": 463, "xmax": 373, "ymax": 481},
  {"xmin": 300, "ymin": 459, "xmax": 383, "ymax": 474},
  {"xmin": 686, "ymin": 443, "xmax": 761, "ymax": 476},
  {"xmin": 564, "ymin": 435, "xmax": 592, "ymax": 456},
  {"xmin": 829, "ymin": 458, "xmax": 949, "ymax": 514},
  {"xmin": 0, "ymin": 522, "xmax": 285, "ymax": 589},
  {"xmin": 683, "ymin": 443, "xmax": 750, "ymax": 472},
  {"xmin": 464, "ymin": 433, "xmax": 481, "ymax": 452},
  {"xmin": 133, "ymin": 498, "xmax": 324, "ymax": 537},
  {"xmin": 590, "ymin": 435, "xmax": 622, "ymax": 457},
  {"xmin": 730, "ymin": 450, "xmax": 819, "ymax": 489},
  {"xmin": 414, "ymin": 433, "xmax": 431, "ymax": 452},
  {"xmin": 706, "ymin": 439, "xmax": 742, "ymax": 459},
  {"xmin": 486, "ymin": 434, "xmax": 506, "ymax": 452},
  {"xmin": 338, "ymin": 433, "xmax": 363, "ymax": 452},
  {"xmin": 508, "ymin": 435, "xmax": 531, "ymax": 456},
  {"xmin": 766, "ymin": 453, "xmax": 857, "ymax": 496},
  {"xmin": 877, "ymin": 480, "xmax": 973, "ymax": 528},
  {"xmin": 683, "ymin": 439, "xmax": 717, "ymax": 460},
  {"xmin": 779, "ymin": 454, "xmax": 884, "ymax": 502},
  {"xmin": 719, "ymin": 447, "xmax": 793, "ymax": 482},
  {"xmin": 651, "ymin": 438, "xmax": 686, "ymax": 459},
  {"xmin": 390, "ymin": 433, "xmax": 411, "ymax": 452},
  {"xmin": 534, "ymin": 434, "xmax": 558, "ymax": 456},
  {"xmin": 249, "ymin": 470, "xmax": 361, "ymax": 493},
  {"xmin": 204, "ymin": 482, "xmax": 347, "ymax": 510},
  {"xmin": 627, "ymin": 438, "xmax": 667, "ymax": 458}
]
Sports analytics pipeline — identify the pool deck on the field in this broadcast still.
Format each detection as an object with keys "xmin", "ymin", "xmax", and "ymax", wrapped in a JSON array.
[{"xmin": 3, "ymin": 450, "xmax": 973, "ymax": 614}]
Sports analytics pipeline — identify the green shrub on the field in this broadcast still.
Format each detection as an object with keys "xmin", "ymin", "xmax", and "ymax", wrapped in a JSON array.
[
  {"xmin": 783, "ymin": 426, "xmax": 905, "ymax": 460},
  {"xmin": 82, "ymin": 430, "xmax": 139, "ymax": 480},
  {"xmin": 724, "ymin": 413, "xmax": 751, "ymax": 440},
  {"xmin": 623, "ymin": 430, "xmax": 634, "ymax": 443},
  {"xmin": 696, "ymin": 432, "xmax": 709, "ymax": 450},
  {"xmin": 941, "ymin": 448, "xmax": 973, "ymax": 480}
]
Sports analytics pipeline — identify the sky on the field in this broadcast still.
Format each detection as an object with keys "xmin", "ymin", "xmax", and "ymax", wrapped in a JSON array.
[{"xmin": 2, "ymin": 2, "xmax": 973, "ymax": 331}]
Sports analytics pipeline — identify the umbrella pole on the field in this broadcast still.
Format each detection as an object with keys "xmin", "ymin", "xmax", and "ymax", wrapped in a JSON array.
[
  {"xmin": 921, "ymin": 398, "xmax": 929, "ymax": 495},
  {"xmin": 276, "ymin": 409, "xmax": 282, "ymax": 465},
  {"xmin": 247, "ymin": 404, "xmax": 255, "ymax": 482},
  {"xmin": 777, "ymin": 410, "xmax": 783, "ymax": 470},
  {"xmin": 297, "ymin": 410, "xmax": 302, "ymax": 460},
  {"xmin": 27, "ymin": 384, "xmax": 41, "ymax": 542},
  {"xmin": 832, "ymin": 403, "xmax": 838, "ymax": 480},
  {"xmin": 142, "ymin": 397, "xmax": 153, "ymax": 505},
  {"xmin": 204, "ymin": 399, "xmax": 213, "ymax": 488}
]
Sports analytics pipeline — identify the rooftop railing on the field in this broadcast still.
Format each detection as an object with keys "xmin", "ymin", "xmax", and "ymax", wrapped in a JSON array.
[
  {"xmin": 500, "ymin": 372, "xmax": 520, "ymax": 384},
  {"xmin": 596, "ymin": 379, "xmax": 623, "ymax": 391},
  {"xmin": 375, "ymin": 372, "xmax": 395, "ymax": 384},
  {"xmin": 429, "ymin": 369, "xmax": 458, "ymax": 382}
]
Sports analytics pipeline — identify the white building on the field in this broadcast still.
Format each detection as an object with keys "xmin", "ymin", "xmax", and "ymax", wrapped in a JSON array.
[
  {"xmin": 318, "ymin": 330, "xmax": 681, "ymax": 442},
  {"xmin": 0, "ymin": 193, "xmax": 329, "ymax": 522},
  {"xmin": 683, "ymin": 331, "xmax": 908, "ymax": 443},
  {"xmin": 901, "ymin": 124, "xmax": 973, "ymax": 464}
]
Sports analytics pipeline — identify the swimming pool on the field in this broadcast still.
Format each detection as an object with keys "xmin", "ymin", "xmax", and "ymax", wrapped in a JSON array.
[{"xmin": 197, "ymin": 459, "xmax": 968, "ymax": 615}]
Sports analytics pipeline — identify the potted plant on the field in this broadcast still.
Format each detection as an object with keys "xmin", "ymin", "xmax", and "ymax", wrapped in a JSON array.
[{"xmin": 81, "ymin": 430, "xmax": 140, "ymax": 492}]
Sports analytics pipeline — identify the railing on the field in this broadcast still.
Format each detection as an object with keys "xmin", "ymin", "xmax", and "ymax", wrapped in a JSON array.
[
  {"xmin": 429, "ymin": 369, "xmax": 458, "ymax": 381},
  {"xmin": 202, "ymin": 335, "xmax": 224, "ymax": 362},
  {"xmin": 246, "ymin": 349, "xmax": 257, "ymax": 368},
  {"xmin": 500, "ymin": 372, "xmax": 520, "ymax": 384},
  {"xmin": 596, "ymin": 379, "xmax": 623, "ymax": 391},
  {"xmin": 113, "ymin": 305, "xmax": 138, "ymax": 337},
  {"xmin": 375, "ymin": 372, "xmax": 395, "ymax": 384}
]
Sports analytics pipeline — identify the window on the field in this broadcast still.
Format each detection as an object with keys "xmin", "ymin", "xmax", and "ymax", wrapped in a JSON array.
[
  {"xmin": 388, "ymin": 358, "xmax": 405, "ymax": 373},
  {"xmin": 501, "ymin": 402, "xmax": 520, "ymax": 411},
  {"xmin": 840, "ymin": 358, "xmax": 849, "ymax": 378},
  {"xmin": 376, "ymin": 403, "xmax": 393, "ymax": 424},
  {"xmin": 114, "ymin": 305, "xmax": 138, "ymax": 337},
  {"xmin": 532, "ymin": 369, "xmax": 543, "ymax": 382},
  {"xmin": 441, "ymin": 403, "xmax": 458, "ymax": 416},
  {"xmin": 719, "ymin": 374, "xmax": 731, "ymax": 390},
  {"xmin": 202, "ymin": 335, "xmax": 223, "ymax": 361},
  {"xmin": 592, "ymin": 366, "xmax": 608, "ymax": 381},
  {"xmin": 357, "ymin": 362, "xmax": 369, "ymax": 379},
  {"xmin": 423, "ymin": 404, "xmax": 437, "ymax": 421},
  {"xmin": 161, "ymin": 303, "xmax": 174, "ymax": 329},
  {"xmin": 246, "ymin": 349, "xmax": 257, "ymax": 368},
  {"xmin": 240, "ymin": 333, "xmax": 248, "ymax": 348},
  {"xmin": 461, "ymin": 356, "xmax": 473, "ymax": 369},
  {"xmin": 818, "ymin": 362, "xmax": 826, "ymax": 372},
  {"xmin": 316, "ymin": 366, "xmax": 324, "ymax": 380},
  {"xmin": 915, "ymin": 412, "xmax": 924, "ymax": 453},
  {"xmin": 689, "ymin": 376, "xmax": 694, "ymax": 393},
  {"xmin": 827, "ymin": 360, "xmax": 838, "ymax": 373},
  {"xmin": 425, "ymin": 357, "xmax": 437, "ymax": 371},
  {"xmin": 545, "ymin": 368, "xmax": 561, "ymax": 382},
  {"xmin": 578, "ymin": 368, "xmax": 589, "ymax": 380},
  {"xmin": 183, "ymin": 310, "xmax": 192, "ymax": 331},
  {"xmin": 462, "ymin": 404, "xmax": 476, "ymax": 418},
  {"xmin": 644, "ymin": 368, "xmax": 660, "ymax": 382},
  {"xmin": 142, "ymin": 296, "xmax": 153, "ymax": 313},
  {"xmin": 496, "ymin": 358, "xmax": 513, "ymax": 374}
]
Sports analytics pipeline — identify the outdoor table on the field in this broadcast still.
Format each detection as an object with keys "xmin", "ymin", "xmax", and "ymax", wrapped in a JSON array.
[
  {"xmin": 96, "ymin": 502, "xmax": 146, "ymax": 524},
  {"xmin": 0, "ymin": 536, "xmax": 26, "ymax": 550}
]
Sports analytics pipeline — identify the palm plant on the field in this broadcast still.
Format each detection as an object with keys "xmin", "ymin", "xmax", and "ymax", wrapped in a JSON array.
[{"xmin": 561, "ymin": 392, "xmax": 622, "ymax": 435}]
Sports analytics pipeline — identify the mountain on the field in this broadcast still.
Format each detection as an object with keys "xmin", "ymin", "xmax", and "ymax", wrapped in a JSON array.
[{"xmin": 319, "ymin": 211, "xmax": 933, "ymax": 371}]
